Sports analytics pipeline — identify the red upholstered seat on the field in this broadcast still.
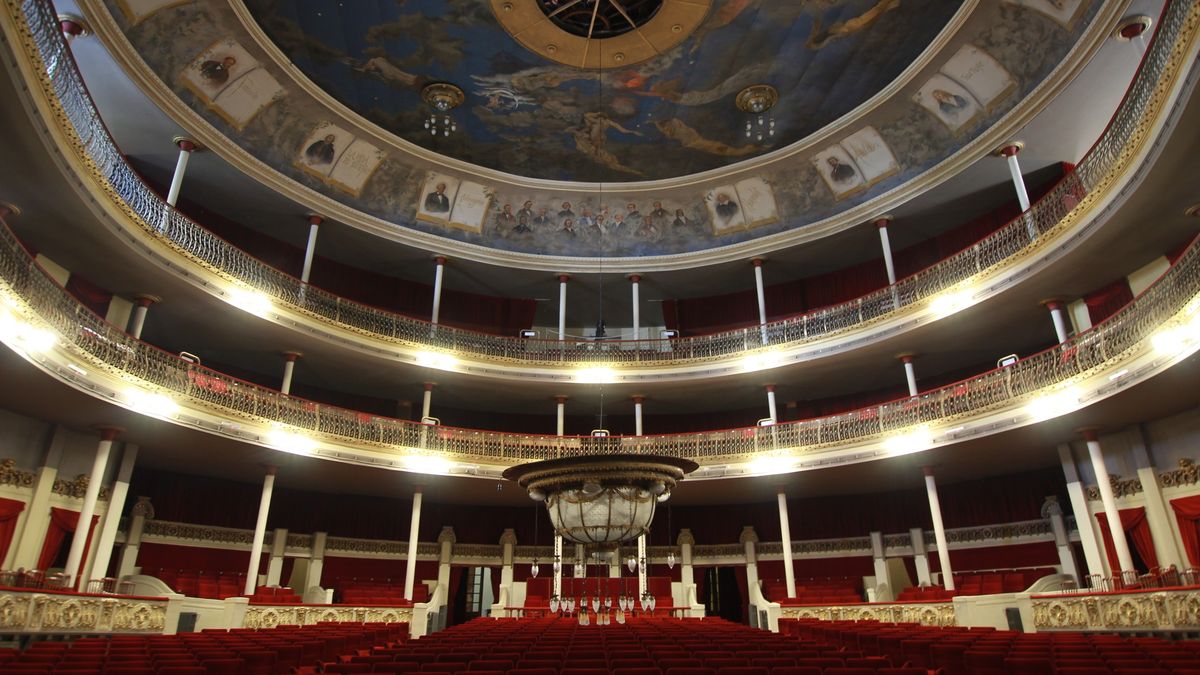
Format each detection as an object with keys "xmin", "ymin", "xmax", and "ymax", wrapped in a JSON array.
[
  {"xmin": 324, "ymin": 665, "xmax": 373, "ymax": 674},
  {"xmin": 611, "ymin": 669, "xmax": 662, "ymax": 675},
  {"xmin": 824, "ymin": 669, "xmax": 876, "ymax": 675},
  {"xmin": 1004, "ymin": 656, "xmax": 1054, "ymax": 675},
  {"xmin": 846, "ymin": 657, "xmax": 891, "ymax": 671},
  {"xmin": 558, "ymin": 669, "xmax": 608, "ymax": 675},
  {"xmin": 515, "ymin": 661, "xmax": 560, "ymax": 672},
  {"xmin": 768, "ymin": 669, "xmax": 823, "ymax": 675},
  {"xmin": 509, "ymin": 670, "xmax": 558, "ymax": 675},
  {"xmin": 157, "ymin": 669, "xmax": 206, "ymax": 675},
  {"xmin": 714, "ymin": 668, "xmax": 768, "ymax": 675},
  {"xmin": 1054, "ymin": 668, "xmax": 1111, "ymax": 675},
  {"xmin": 664, "ymin": 669, "xmax": 716, "ymax": 675},
  {"xmin": 468, "ymin": 661, "xmax": 514, "ymax": 671},
  {"xmin": 420, "ymin": 665, "xmax": 461, "ymax": 673}
]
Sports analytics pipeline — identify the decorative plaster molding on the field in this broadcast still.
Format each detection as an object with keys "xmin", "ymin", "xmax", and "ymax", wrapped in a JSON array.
[
  {"xmin": 1032, "ymin": 589, "xmax": 1200, "ymax": 631},
  {"xmin": 243, "ymin": 603, "xmax": 411, "ymax": 630},
  {"xmin": 51, "ymin": 474, "xmax": 111, "ymax": 500},
  {"xmin": 1085, "ymin": 474, "xmax": 1145, "ymax": 500},
  {"xmin": 0, "ymin": 459, "xmax": 35, "ymax": 489},
  {"xmin": 780, "ymin": 602, "xmax": 956, "ymax": 627},
  {"xmin": 1161, "ymin": 458, "xmax": 1199, "ymax": 488},
  {"xmin": 0, "ymin": 590, "xmax": 166, "ymax": 633}
]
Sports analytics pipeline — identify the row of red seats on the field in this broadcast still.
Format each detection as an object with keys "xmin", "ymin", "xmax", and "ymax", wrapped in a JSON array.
[
  {"xmin": 763, "ymin": 579, "xmax": 863, "ymax": 606},
  {"xmin": 143, "ymin": 569, "xmax": 245, "ymax": 600},
  {"xmin": 247, "ymin": 586, "xmax": 303, "ymax": 605},
  {"xmin": 782, "ymin": 617, "xmax": 1200, "ymax": 674},
  {"xmin": 2, "ymin": 621, "xmax": 406, "ymax": 675}
]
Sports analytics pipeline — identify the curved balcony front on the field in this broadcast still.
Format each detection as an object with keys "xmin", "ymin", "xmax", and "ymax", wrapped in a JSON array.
[{"xmin": 2, "ymin": 0, "xmax": 1197, "ymax": 384}]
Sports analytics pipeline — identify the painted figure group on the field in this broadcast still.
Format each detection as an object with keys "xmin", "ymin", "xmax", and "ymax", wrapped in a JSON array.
[{"xmin": 496, "ymin": 200, "xmax": 697, "ymax": 241}]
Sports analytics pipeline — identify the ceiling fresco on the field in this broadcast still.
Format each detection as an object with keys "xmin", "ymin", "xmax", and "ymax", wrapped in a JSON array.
[
  {"xmin": 242, "ymin": 0, "xmax": 965, "ymax": 183},
  {"xmin": 98, "ymin": 0, "xmax": 1103, "ymax": 260}
]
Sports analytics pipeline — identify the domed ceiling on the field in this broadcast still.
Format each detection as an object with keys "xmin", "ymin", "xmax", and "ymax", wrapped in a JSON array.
[
  {"xmin": 96, "ymin": 0, "xmax": 1105, "ymax": 263},
  {"xmin": 243, "ymin": 0, "xmax": 964, "ymax": 182}
]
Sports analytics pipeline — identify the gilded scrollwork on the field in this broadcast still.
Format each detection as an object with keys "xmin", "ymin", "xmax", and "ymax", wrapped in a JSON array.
[
  {"xmin": 1032, "ymin": 589, "xmax": 1200, "ymax": 631},
  {"xmin": 779, "ymin": 602, "xmax": 955, "ymax": 627},
  {"xmin": 0, "ymin": 458, "xmax": 35, "ymax": 488},
  {"xmin": 1085, "ymin": 473, "xmax": 1144, "ymax": 500},
  {"xmin": 243, "ymin": 604, "xmax": 411, "ymax": 629},
  {"xmin": 0, "ymin": 591, "xmax": 165, "ymax": 633},
  {"xmin": 51, "ymin": 474, "xmax": 111, "ymax": 500},
  {"xmin": 1161, "ymin": 458, "xmax": 1199, "ymax": 488}
]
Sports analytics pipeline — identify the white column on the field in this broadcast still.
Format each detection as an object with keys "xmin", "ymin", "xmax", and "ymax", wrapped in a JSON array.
[
  {"xmin": 553, "ymin": 535, "xmax": 563, "ymax": 598},
  {"xmin": 633, "ymin": 396, "xmax": 644, "ymax": 437},
  {"xmin": 557, "ymin": 274, "xmax": 569, "ymax": 341},
  {"xmin": 875, "ymin": 217, "xmax": 897, "ymax": 285},
  {"xmin": 1130, "ymin": 428, "xmax": 1186, "ymax": 570},
  {"xmin": 900, "ymin": 355, "xmax": 918, "ymax": 397},
  {"xmin": 1058, "ymin": 443, "xmax": 1106, "ymax": 580},
  {"xmin": 404, "ymin": 487, "xmax": 423, "ymax": 601},
  {"xmin": 11, "ymin": 428, "xmax": 65, "ymax": 569},
  {"xmin": 752, "ymin": 259, "xmax": 768, "ymax": 344},
  {"xmin": 998, "ymin": 143, "xmax": 1037, "ymax": 240},
  {"xmin": 265, "ymin": 527, "xmax": 288, "ymax": 586},
  {"xmin": 431, "ymin": 256, "xmax": 447, "ymax": 325},
  {"xmin": 437, "ymin": 527, "xmax": 455, "ymax": 608},
  {"xmin": 499, "ymin": 530, "xmax": 516, "ymax": 608},
  {"xmin": 63, "ymin": 428, "xmax": 117, "ymax": 587},
  {"xmin": 300, "ymin": 215, "xmax": 321, "ymax": 284},
  {"xmin": 1045, "ymin": 300, "xmax": 1070, "ymax": 343},
  {"xmin": 84, "ymin": 444, "xmax": 137, "ymax": 583},
  {"xmin": 741, "ymin": 527, "xmax": 759, "ymax": 607},
  {"xmin": 555, "ymin": 396, "xmax": 566, "ymax": 436},
  {"xmin": 870, "ymin": 531, "xmax": 892, "ymax": 601},
  {"xmin": 910, "ymin": 527, "xmax": 931, "ymax": 585},
  {"xmin": 243, "ymin": 466, "xmax": 276, "ymax": 595},
  {"xmin": 637, "ymin": 534, "xmax": 648, "ymax": 597},
  {"xmin": 629, "ymin": 274, "xmax": 642, "ymax": 339},
  {"xmin": 421, "ymin": 383, "xmax": 434, "ymax": 420},
  {"xmin": 127, "ymin": 295, "xmax": 157, "ymax": 340},
  {"xmin": 678, "ymin": 529, "xmax": 695, "ymax": 592},
  {"xmin": 116, "ymin": 497, "xmax": 152, "ymax": 579},
  {"xmin": 923, "ymin": 467, "xmax": 955, "ymax": 591},
  {"xmin": 1043, "ymin": 497, "xmax": 1079, "ymax": 583},
  {"xmin": 306, "ymin": 532, "xmax": 327, "ymax": 591},
  {"xmin": 1083, "ymin": 430, "xmax": 1135, "ymax": 576},
  {"xmin": 280, "ymin": 352, "xmax": 300, "ymax": 395},
  {"xmin": 765, "ymin": 385, "xmax": 778, "ymax": 422},
  {"xmin": 165, "ymin": 138, "xmax": 198, "ymax": 207},
  {"xmin": 777, "ymin": 491, "xmax": 796, "ymax": 598}
]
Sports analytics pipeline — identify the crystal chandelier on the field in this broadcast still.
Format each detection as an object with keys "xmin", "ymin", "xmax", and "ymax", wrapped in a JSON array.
[
  {"xmin": 736, "ymin": 84, "xmax": 779, "ymax": 142},
  {"xmin": 421, "ymin": 82, "xmax": 464, "ymax": 138},
  {"xmin": 504, "ymin": 454, "xmax": 698, "ymax": 545}
]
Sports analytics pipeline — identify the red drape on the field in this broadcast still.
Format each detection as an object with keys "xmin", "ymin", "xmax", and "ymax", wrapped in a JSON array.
[
  {"xmin": 64, "ymin": 273, "xmax": 112, "ymax": 318},
  {"xmin": 446, "ymin": 566, "xmax": 466, "ymax": 625},
  {"xmin": 0, "ymin": 498, "xmax": 25, "ymax": 565},
  {"xmin": 926, "ymin": 541, "xmax": 1058, "ymax": 572},
  {"xmin": 37, "ymin": 507, "xmax": 99, "ymax": 574},
  {"xmin": 734, "ymin": 565, "xmax": 748, "ymax": 623},
  {"xmin": 693, "ymin": 566, "xmax": 709, "ymax": 605},
  {"xmin": 1170, "ymin": 495, "xmax": 1200, "ymax": 566},
  {"xmin": 489, "ymin": 566, "xmax": 501, "ymax": 607},
  {"xmin": 1094, "ymin": 507, "xmax": 1157, "ymax": 571},
  {"xmin": 1084, "ymin": 279, "xmax": 1135, "ymax": 324}
]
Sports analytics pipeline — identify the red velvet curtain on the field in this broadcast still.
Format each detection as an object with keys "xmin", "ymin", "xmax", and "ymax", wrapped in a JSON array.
[
  {"xmin": 37, "ymin": 507, "xmax": 99, "ymax": 573},
  {"xmin": 1094, "ymin": 507, "xmax": 1157, "ymax": 571},
  {"xmin": 1084, "ymin": 279, "xmax": 1134, "ymax": 324},
  {"xmin": 1170, "ymin": 495, "xmax": 1200, "ymax": 566},
  {"xmin": 0, "ymin": 498, "xmax": 25, "ymax": 566},
  {"xmin": 734, "ymin": 565, "xmax": 748, "ymax": 623},
  {"xmin": 693, "ymin": 566, "xmax": 708, "ymax": 605},
  {"xmin": 65, "ymin": 274, "xmax": 112, "ymax": 318},
  {"xmin": 446, "ymin": 566, "xmax": 465, "ymax": 624},
  {"xmin": 489, "ymin": 566, "xmax": 501, "ymax": 607}
]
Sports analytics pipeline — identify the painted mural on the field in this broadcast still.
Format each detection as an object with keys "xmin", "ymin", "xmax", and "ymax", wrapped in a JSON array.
[
  {"xmin": 240, "ymin": 0, "xmax": 965, "ymax": 183},
  {"xmin": 103, "ymin": 0, "xmax": 1101, "ymax": 258}
]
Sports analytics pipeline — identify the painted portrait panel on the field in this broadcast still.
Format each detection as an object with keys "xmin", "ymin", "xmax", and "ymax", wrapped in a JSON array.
[
  {"xmin": 116, "ymin": 0, "xmax": 189, "ymax": 24},
  {"xmin": 914, "ymin": 73, "xmax": 982, "ymax": 133},
  {"xmin": 183, "ymin": 40, "xmax": 259, "ymax": 101},
  {"xmin": 734, "ymin": 178, "xmax": 779, "ymax": 229},
  {"xmin": 812, "ymin": 145, "xmax": 866, "ymax": 199},
  {"xmin": 1004, "ymin": 0, "xmax": 1087, "ymax": 29},
  {"xmin": 706, "ymin": 187, "xmax": 747, "ymax": 235},
  {"xmin": 296, "ymin": 122, "xmax": 355, "ymax": 177},
  {"xmin": 940, "ymin": 45, "xmax": 1015, "ymax": 111},
  {"xmin": 840, "ymin": 127, "xmax": 899, "ymax": 184},
  {"xmin": 416, "ymin": 173, "xmax": 461, "ymax": 224},
  {"xmin": 448, "ymin": 181, "xmax": 492, "ymax": 234}
]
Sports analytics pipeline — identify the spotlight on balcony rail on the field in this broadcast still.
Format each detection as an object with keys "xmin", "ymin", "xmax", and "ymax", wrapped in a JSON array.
[
  {"xmin": 519, "ymin": 329, "xmax": 537, "ymax": 338},
  {"xmin": 997, "ymin": 353, "xmax": 1018, "ymax": 368},
  {"xmin": 660, "ymin": 329, "xmax": 678, "ymax": 339},
  {"xmin": 591, "ymin": 429, "xmax": 610, "ymax": 437},
  {"xmin": 179, "ymin": 351, "xmax": 201, "ymax": 365},
  {"xmin": 421, "ymin": 416, "xmax": 440, "ymax": 426},
  {"xmin": 757, "ymin": 417, "xmax": 776, "ymax": 427}
]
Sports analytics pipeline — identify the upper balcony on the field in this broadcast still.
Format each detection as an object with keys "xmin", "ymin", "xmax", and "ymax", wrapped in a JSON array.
[{"xmin": 1, "ymin": 1, "xmax": 1197, "ymax": 389}]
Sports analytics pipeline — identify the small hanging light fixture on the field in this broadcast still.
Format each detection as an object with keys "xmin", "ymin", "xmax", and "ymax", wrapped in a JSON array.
[
  {"xmin": 421, "ymin": 82, "xmax": 464, "ymax": 138},
  {"xmin": 736, "ymin": 84, "xmax": 779, "ymax": 142}
]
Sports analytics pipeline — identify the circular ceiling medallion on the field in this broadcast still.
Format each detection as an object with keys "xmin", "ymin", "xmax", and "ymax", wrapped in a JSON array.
[{"xmin": 491, "ymin": 0, "xmax": 711, "ymax": 69}]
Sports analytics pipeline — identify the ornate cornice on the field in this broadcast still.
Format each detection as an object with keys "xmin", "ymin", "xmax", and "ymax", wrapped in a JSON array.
[
  {"xmin": 942, "ymin": 519, "xmax": 1052, "ymax": 544},
  {"xmin": 142, "ymin": 520, "xmax": 256, "ymax": 547},
  {"xmin": 1161, "ymin": 458, "xmax": 1200, "ymax": 488},
  {"xmin": 780, "ymin": 601, "xmax": 955, "ymax": 627},
  {"xmin": 51, "ymin": 474, "xmax": 110, "ymax": 500}
]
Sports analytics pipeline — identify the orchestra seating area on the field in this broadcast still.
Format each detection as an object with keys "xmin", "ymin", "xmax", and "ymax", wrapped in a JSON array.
[
  {"xmin": 143, "ymin": 570, "xmax": 244, "ymax": 601},
  {"xmin": 782, "ymin": 617, "xmax": 1200, "ymax": 674},
  {"xmin": 763, "ymin": 579, "xmax": 863, "ymax": 605},
  {"xmin": 0, "ymin": 622, "xmax": 406, "ymax": 674},
  {"xmin": 246, "ymin": 586, "xmax": 303, "ymax": 605}
]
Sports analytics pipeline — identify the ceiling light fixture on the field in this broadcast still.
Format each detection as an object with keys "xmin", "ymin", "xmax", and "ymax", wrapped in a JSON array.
[
  {"xmin": 422, "ymin": 82, "xmax": 464, "ymax": 138},
  {"xmin": 736, "ymin": 84, "xmax": 778, "ymax": 141}
]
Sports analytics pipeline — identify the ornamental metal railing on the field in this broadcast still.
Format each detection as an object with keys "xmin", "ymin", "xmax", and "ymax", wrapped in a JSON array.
[
  {"xmin": 8, "ymin": 0, "xmax": 1195, "ymax": 367},
  {"xmin": 1, "ymin": 198, "xmax": 1197, "ymax": 463}
]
